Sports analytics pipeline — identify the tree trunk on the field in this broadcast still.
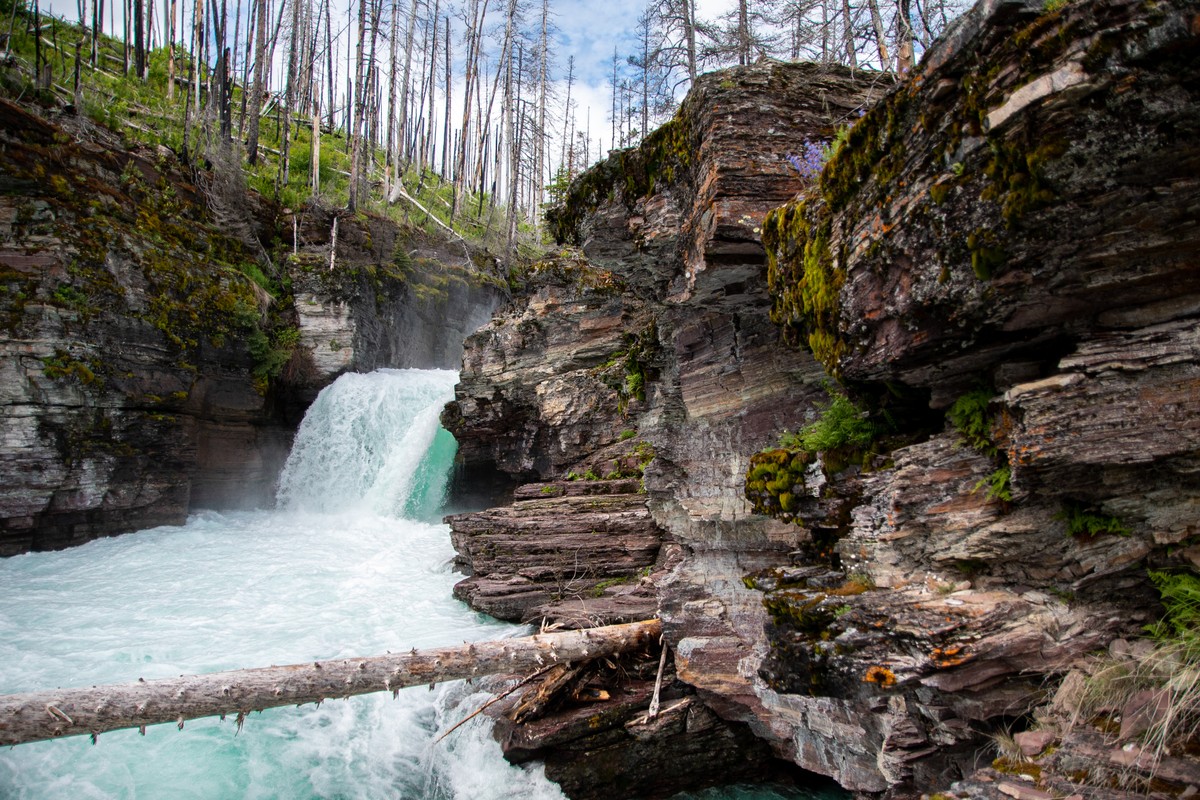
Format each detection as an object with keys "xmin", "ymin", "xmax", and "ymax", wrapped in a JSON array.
[
  {"xmin": 451, "ymin": 0, "xmax": 488, "ymax": 219},
  {"xmin": 383, "ymin": 0, "xmax": 399, "ymax": 200},
  {"xmin": 167, "ymin": 0, "xmax": 176, "ymax": 99},
  {"xmin": 534, "ymin": 0, "xmax": 547, "ymax": 220},
  {"xmin": 895, "ymin": 0, "xmax": 914, "ymax": 72},
  {"xmin": 737, "ymin": 0, "xmax": 749, "ymax": 66},
  {"xmin": 397, "ymin": 0, "xmax": 419, "ymax": 166},
  {"xmin": 867, "ymin": 0, "xmax": 890, "ymax": 71},
  {"xmin": 441, "ymin": 13, "xmax": 451, "ymax": 179},
  {"xmin": 192, "ymin": 0, "xmax": 203, "ymax": 114},
  {"xmin": 0, "ymin": 620, "xmax": 662, "ymax": 748},
  {"xmin": 841, "ymin": 0, "xmax": 857, "ymax": 68},
  {"xmin": 684, "ymin": 0, "xmax": 696, "ymax": 82},
  {"xmin": 424, "ymin": 0, "xmax": 438, "ymax": 170},
  {"xmin": 311, "ymin": 96, "xmax": 320, "ymax": 197},
  {"xmin": 246, "ymin": 0, "xmax": 267, "ymax": 164},
  {"xmin": 347, "ymin": 0, "xmax": 367, "ymax": 210},
  {"xmin": 133, "ymin": 0, "xmax": 144, "ymax": 79}
]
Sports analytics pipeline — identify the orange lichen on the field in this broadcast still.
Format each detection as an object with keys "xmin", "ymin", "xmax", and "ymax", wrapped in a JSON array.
[
  {"xmin": 863, "ymin": 665, "xmax": 896, "ymax": 687},
  {"xmin": 930, "ymin": 643, "xmax": 972, "ymax": 668}
]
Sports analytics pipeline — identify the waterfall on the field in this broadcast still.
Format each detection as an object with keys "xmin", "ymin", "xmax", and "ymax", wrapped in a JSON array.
[{"xmin": 276, "ymin": 368, "xmax": 459, "ymax": 519}]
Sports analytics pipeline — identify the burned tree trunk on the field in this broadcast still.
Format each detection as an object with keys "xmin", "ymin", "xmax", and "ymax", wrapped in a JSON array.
[{"xmin": 0, "ymin": 620, "xmax": 661, "ymax": 747}]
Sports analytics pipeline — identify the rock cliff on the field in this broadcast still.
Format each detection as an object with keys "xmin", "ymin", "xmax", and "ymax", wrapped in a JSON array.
[
  {"xmin": 444, "ymin": 0, "xmax": 1200, "ymax": 797},
  {"xmin": 0, "ymin": 97, "xmax": 503, "ymax": 554}
]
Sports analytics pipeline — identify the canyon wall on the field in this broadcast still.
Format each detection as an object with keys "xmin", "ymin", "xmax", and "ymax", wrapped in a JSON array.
[
  {"xmin": 444, "ymin": 0, "xmax": 1200, "ymax": 796},
  {"xmin": 0, "ymin": 99, "xmax": 502, "ymax": 554}
]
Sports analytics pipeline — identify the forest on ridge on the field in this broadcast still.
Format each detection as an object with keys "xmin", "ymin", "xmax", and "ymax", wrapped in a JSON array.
[{"xmin": 3, "ymin": 0, "xmax": 970, "ymax": 257}]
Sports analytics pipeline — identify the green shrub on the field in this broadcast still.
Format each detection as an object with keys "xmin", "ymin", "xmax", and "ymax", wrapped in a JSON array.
[
  {"xmin": 1146, "ymin": 571, "xmax": 1200, "ymax": 653},
  {"xmin": 249, "ymin": 325, "xmax": 300, "ymax": 383}
]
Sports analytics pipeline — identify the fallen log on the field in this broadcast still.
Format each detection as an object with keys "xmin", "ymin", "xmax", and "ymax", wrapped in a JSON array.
[{"xmin": 0, "ymin": 619, "xmax": 661, "ymax": 747}]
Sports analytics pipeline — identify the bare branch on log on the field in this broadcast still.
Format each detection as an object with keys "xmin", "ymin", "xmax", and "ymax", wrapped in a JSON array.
[{"xmin": 0, "ymin": 620, "xmax": 661, "ymax": 747}]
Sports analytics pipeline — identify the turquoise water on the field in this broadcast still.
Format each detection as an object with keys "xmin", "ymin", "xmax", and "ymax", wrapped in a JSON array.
[{"xmin": 0, "ymin": 368, "xmax": 846, "ymax": 799}]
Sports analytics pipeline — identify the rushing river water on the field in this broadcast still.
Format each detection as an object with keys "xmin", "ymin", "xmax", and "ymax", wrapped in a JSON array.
[{"xmin": 0, "ymin": 369, "xmax": 842, "ymax": 800}]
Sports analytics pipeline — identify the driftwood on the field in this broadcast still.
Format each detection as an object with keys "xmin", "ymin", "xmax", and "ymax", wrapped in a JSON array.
[
  {"xmin": 0, "ymin": 619, "xmax": 661, "ymax": 747},
  {"xmin": 434, "ymin": 665, "xmax": 553, "ymax": 744},
  {"xmin": 507, "ymin": 662, "xmax": 591, "ymax": 724}
]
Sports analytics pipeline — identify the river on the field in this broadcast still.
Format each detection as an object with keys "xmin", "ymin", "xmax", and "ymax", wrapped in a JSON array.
[{"xmin": 0, "ymin": 369, "xmax": 840, "ymax": 800}]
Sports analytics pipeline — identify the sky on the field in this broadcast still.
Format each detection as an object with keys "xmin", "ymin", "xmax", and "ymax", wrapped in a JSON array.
[{"xmin": 548, "ymin": 0, "xmax": 733, "ymax": 157}]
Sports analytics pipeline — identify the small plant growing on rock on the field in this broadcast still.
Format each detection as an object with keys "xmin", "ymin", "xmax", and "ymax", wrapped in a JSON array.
[
  {"xmin": 949, "ymin": 386, "xmax": 1015, "ymax": 504},
  {"xmin": 1057, "ymin": 503, "xmax": 1130, "ymax": 538},
  {"xmin": 786, "ymin": 142, "xmax": 831, "ymax": 182},
  {"xmin": 785, "ymin": 124, "xmax": 854, "ymax": 183},
  {"xmin": 781, "ymin": 390, "xmax": 876, "ymax": 453},
  {"xmin": 973, "ymin": 465, "xmax": 1012, "ymax": 503},
  {"xmin": 947, "ymin": 387, "xmax": 998, "ymax": 455}
]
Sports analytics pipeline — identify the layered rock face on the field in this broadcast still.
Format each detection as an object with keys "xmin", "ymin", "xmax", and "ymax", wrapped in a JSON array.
[
  {"xmin": 0, "ymin": 99, "xmax": 287, "ymax": 553},
  {"xmin": 444, "ymin": 61, "xmax": 883, "ymax": 793},
  {"xmin": 750, "ymin": 0, "xmax": 1200, "ymax": 795},
  {"xmin": 446, "ymin": 1, "xmax": 1200, "ymax": 797},
  {"xmin": 282, "ymin": 206, "xmax": 504, "ymax": 413},
  {"xmin": 0, "ymin": 97, "xmax": 502, "ymax": 554}
]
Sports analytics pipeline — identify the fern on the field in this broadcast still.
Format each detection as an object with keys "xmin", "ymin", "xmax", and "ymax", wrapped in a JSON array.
[
  {"xmin": 1057, "ymin": 504, "xmax": 1130, "ymax": 538},
  {"xmin": 781, "ymin": 391, "xmax": 875, "ymax": 453},
  {"xmin": 972, "ymin": 465, "xmax": 1011, "ymax": 502},
  {"xmin": 947, "ymin": 387, "xmax": 998, "ymax": 455}
]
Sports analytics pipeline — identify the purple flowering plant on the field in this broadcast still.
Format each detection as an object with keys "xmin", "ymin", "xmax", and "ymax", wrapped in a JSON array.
[
  {"xmin": 786, "ymin": 141, "xmax": 830, "ymax": 182},
  {"xmin": 785, "ymin": 115, "xmax": 862, "ymax": 183}
]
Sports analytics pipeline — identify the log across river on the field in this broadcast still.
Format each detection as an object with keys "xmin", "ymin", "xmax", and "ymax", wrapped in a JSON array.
[{"xmin": 0, "ymin": 620, "xmax": 661, "ymax": 747}]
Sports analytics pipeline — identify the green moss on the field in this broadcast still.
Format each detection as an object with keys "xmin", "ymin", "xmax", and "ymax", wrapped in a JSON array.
[
  {"xmin": 631, "ymin": 441, "xmax": 655, "ymax": 467},
  {"xmin": 547, "ymin": 103, "xmax": 694, "ymax": 244},
  {"xmin": 41, "ymin": 349, "xmax": 104, "ymax": 387},
  {"xmin": 745, "ymin": 448, "xmax": 813, "ymax": 521},
  {"xmin": 763, "ymin": 200, "xmax": 845, "ymax": 374},
  {"xmin": 764, "ymin": 591, "xmax": 839, "ymax": 637},
  {"xmin": 981, "ymin": 138, "xmax": 1066, "ymax": 227},
  {"xmin": 591, "ymin": 576, "xmax": 632, "ymax": 596},
  {"xmin": 594, "ymin": 324, "xmax": 658, "ymax": 415},
  {"xmin": 964, "ymin": 231, "xmax": 1003, "ymax": 281},
  {"xmin": 992, "ymin": 757, "xmax": 1041, "ymax": 780}
]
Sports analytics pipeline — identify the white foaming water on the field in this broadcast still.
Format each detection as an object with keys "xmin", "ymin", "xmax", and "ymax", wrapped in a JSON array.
[
  {"xmin": 276, "ymin": 369, "xmax": 459, "ymax": 519},
  {"xmin": 0, "ymin": 369, "xmax": 566, "ymax": 800}
]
